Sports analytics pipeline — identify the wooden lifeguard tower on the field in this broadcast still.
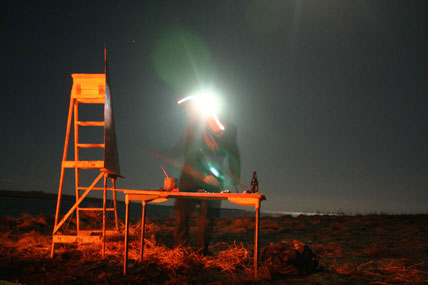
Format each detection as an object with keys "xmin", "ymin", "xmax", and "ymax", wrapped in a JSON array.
[{"xmin": 51, "ymin": 58, "xmax": 122, "ymax": 258}]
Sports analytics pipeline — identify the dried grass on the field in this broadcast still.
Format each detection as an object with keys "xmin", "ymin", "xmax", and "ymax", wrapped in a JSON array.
[{"xmin": 0, "ymin": 213, "xmax": 427, "ymax": 283}]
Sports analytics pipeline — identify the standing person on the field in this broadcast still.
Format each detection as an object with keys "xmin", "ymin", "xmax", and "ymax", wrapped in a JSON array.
[{"xmin": 174, "ymin": 94, "xmax": 241, "ymax": 255}]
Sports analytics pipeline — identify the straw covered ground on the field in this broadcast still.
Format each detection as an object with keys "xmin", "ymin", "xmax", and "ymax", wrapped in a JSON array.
[{"xmin": 0, "ymin": 211, "xmax": 427, "ymax": 284}]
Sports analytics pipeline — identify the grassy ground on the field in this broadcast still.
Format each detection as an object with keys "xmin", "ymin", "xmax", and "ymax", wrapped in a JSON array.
[{"xmin": 0, "ymin": 212, "xmax": 427, "ymax": 284}]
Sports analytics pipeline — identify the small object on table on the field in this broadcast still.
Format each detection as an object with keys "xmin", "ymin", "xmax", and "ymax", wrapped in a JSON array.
[
  {"xmin": 221, "ymin": 189, "xmax": 231, "ymax": 193},
  {"xmin": 164, "ymin": 177, "xmax": 176, "ymax": 191},
  {"xmin": 250, "ymin": 171, "xmax": 258, "ymax": 193}
]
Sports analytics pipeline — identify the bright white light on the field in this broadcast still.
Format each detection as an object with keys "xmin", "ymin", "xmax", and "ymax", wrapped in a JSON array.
[
  {"xmin": 195, "ymin": 91, "xmax": 219, "ymax": 116},
  {"xmin": 178, "ymin": 90, "xmax": 218, "ymax": 116},
  {"xmin": 209, "ymin": 166, "xmax": 220, "ymax": 177},
  {"xmin": 177, "ymin": 89, "xmax": 225, "ymax": 130}
]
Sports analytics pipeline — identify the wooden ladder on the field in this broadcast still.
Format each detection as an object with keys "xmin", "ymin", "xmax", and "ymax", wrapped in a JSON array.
[{"xmin": 51, "ymin": 73, "xmax": 120, "ymax": 258}]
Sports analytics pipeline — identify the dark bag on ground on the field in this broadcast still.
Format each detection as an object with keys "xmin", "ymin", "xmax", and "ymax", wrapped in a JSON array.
[{"xmin": 260, "ymin": 239, "xmax": 322, "ymax": 278}]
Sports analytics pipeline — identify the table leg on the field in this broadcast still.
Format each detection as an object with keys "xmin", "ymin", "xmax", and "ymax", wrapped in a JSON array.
[
  {"xmin": 123, "ymin": 196, "xmax": 129, "ymax": 276},
  {"xmin": 140, "ymin": 201, "xmax": 147, "ymax": 262},
  {"xmin": 254, "ymin": 200, "xmax": 260, "ymax": 277}
]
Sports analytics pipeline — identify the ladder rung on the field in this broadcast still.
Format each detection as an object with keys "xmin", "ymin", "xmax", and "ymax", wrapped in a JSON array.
[
  {"xmin": 78, "ymin": 230, "xmax": 119, "ymax": 236},
  {"xmin": 53, "ymin": 234, "xmax": 102, "ymax": 244},
  {"xmin": 78, "ymin": 207, "xmax": 115, "ymax": 211},
  {"xmin": 77, "ymin": 121, "xmax": 105, "ymax": 127},
  {"xmin": 62, "ymin": 160, "xmax": 104, "ymax": 169},
  {"xmin": 73, "ymin": 96, "xmax": 105, "ymax": 104},
  {"xmin": 77, "ymin": 143, "xmax": 105, "ymax": 148}
]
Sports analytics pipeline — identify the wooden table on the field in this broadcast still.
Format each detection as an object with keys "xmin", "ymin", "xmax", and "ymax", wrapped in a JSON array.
[{"xmin": 122, "ymin": 190, "xmax": 266, "ymax": 277}]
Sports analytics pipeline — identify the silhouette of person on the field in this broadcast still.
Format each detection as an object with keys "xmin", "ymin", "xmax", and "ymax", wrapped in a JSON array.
[{"xmin": 173, "ymin": 97, "xmax": 241, "ymax": 255}]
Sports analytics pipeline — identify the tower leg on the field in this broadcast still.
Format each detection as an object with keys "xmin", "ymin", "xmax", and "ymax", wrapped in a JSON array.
[
  {"xmin": 112, "ymin": 178, "xmax": 119, "ymax": 231},
  {"xmin": 102, "ymin": 174, "xmax": 107, "ymax": 258},
  {"xmin": 51, "ymin": 96, "xmax": 74, "ymax": 258},
  {"xmin": 74, "ymin": 101, "xmax": 80, "ymax": 234},
  {"xmin": 51, "ymin": 166, "xmax": 66, "ymax": 258}
]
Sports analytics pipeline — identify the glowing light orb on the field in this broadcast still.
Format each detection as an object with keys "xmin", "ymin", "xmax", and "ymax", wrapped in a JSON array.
[
  {"xmin": 209, "ymin": 166, "xmax": 220, "ymax": 177},
  {"xmin": 177, "ymin": 90, "xmax": 225, "ymax": 130}
]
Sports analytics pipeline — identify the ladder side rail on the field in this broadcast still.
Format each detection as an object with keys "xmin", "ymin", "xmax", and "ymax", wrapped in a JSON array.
[
  {"xmin": 53, "ymin": 96, "xmax": 75, "ymax": 232},
  {"xmin": 51, "ymin": 96, "xmax": 75, "ymax": 258},
  {"xmin": 74, "ymin": 101, "xmax": 81, "ymax": 233}
]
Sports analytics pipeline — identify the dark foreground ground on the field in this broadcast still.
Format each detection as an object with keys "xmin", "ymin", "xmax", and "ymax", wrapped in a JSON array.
[{"xmin": 0, "ymin": 212, "xmax": 427, "ymax": 284}]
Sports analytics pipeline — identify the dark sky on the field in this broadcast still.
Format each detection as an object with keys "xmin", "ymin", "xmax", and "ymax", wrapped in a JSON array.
[{"xmin": 1, "ymin": 0, "xmax": 427, "ymax": 213}]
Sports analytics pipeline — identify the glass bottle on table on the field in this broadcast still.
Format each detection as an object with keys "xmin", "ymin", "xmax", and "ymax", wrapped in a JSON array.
[{"xmin": 250, "ymin": 171, "xmax": 258, "ymax": 193}]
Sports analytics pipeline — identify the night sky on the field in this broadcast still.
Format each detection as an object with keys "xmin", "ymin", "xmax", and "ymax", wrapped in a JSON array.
[{"xmin": 1, "ymin": 1, "xmax": 427, "ymax": 214}]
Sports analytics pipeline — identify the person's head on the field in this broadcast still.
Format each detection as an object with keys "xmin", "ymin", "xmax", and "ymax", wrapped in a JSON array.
[
  {"xmin": 177, "ymin": 93, "xmax": 225, "ymax": 131},
  {"xmin": 183, "ymin": 99, "xmax": 203, "ymax": 122}
]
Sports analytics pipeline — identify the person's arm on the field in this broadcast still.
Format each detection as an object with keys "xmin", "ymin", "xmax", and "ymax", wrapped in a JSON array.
[{"xmin": 151, "ymin": 123, "xmax": 189, "ymax": 167}]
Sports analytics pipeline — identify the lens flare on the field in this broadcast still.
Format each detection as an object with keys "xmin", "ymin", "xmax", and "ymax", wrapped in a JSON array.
[{"xmin": 177, "ymin": 90, "xmax": 225, "ymax": 130}]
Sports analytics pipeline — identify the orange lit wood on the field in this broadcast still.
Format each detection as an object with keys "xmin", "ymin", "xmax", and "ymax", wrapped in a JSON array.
[
  {"xmin": 77, "ymin": 121, "xmax": 105, "ymax": 127},
  {"xmin": 53, "ymin": 235, "xmax": 103, "ymax": 244},
  {"xmin": 62, "ymin": 160, "xmax": 104, "ymax": 168},
  {"xmin": 75, "ymin": 98, "xmax": 105, "ymax": 104},
  {"xmin": 73, "ymin": 90, "xmax": 104, "ymax": 97},
  {"xmin": 51, "ymin": 73, "xmax": 120, "ymax": 259},
  {"xmin": 228, "ymin": 197, "xmax": 260, "ymax": 207},
  {"xmin": 77, "ymin": 186, "xmax": 124, "ymax": 192},
  {"xmin": 53, "ymin": 172, "xmax": 104, "ymax": 234},
  {"xmin": 121, "ymin": 190, "xmax": 266, "ymax": 277},
  {"xmin": 79, "ymin": 230, "xmax": 118, "ymax": 236},
  {"xmin": 51, "ymin": 95, "xmax": 74, "ymax": 258},
  {"xmin": 77, "ymin": 207, "xmax": 116, "ymax": 211},
  {"xmin": 77, "ymin": 143, "xmax": 105, "ymax": 148}
]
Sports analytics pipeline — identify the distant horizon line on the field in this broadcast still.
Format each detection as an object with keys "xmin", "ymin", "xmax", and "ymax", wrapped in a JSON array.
[{"xmin": 1, "ymin": 189, "xmax": 426, "ymax": 216}]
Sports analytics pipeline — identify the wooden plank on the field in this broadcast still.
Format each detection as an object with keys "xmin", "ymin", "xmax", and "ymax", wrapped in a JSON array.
[
  {"xmin": 71, "ymin": 75, "xmax": 105, "ymax": 91},
  {"xmin": 51, "ymin": 96, "xmax": 75, "ymax": 258},
  {"xmin": 62, "ymin": 160, "xmax": 104, "ymax": 169},
  {"xmin": 61, "ymin": 160, "xmax": 77, "ymax": 168},
  {"xmin": 74, "ymin": 100, "xmax": 80, "ymax": 232},
  {"xmin": 102, "ymin": 175, "xmax": 107, "ymax": 258},
  {"xmin": 53, "ymin": 234, "xmax": 102, "ymax": 244},
  {"xmin": 71, "ymin": 73, "xmax": 105, "ymax": 84},
  {"xmin": 150, "ymin": 198, "xmax": 169, "ymax": 203},
  {"xmin": 77, "ymin": 143, "xmax": 105, "ymax": 148},
  {"xmin": 127, "ymin": 194, "xmax": 163, "ymax": 202},
  {"xmin": 77, "ymin": 89, "xmax": 105, "ymax": 96},
  {"xmin": 79, "ymin": 230, "xmax": 119, "ymax": 236},
  {"xmin": 77, "ymin": 121, "xmax": 105, "ymax": 127},
  {"xmin": 112, "ymin": 179, "xmax": 119, "ymax": 231},
  {"xmin": 74, "ymin": 98, "xmax": 105, "ymax": 104},
  {"xmin": 228, "ymin": 197, "xmax": 259, "ymax": 207},
  {"xmin": 77, "ymin": 207, "xmax": 115, "ymax": 211},
  {"xmin": 121, "ymin": 189, "xmax": 266, "ymax": 200},
  {"xmin": 77, "ymin": 186, "xmax": 123, "ymax": 191}
]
